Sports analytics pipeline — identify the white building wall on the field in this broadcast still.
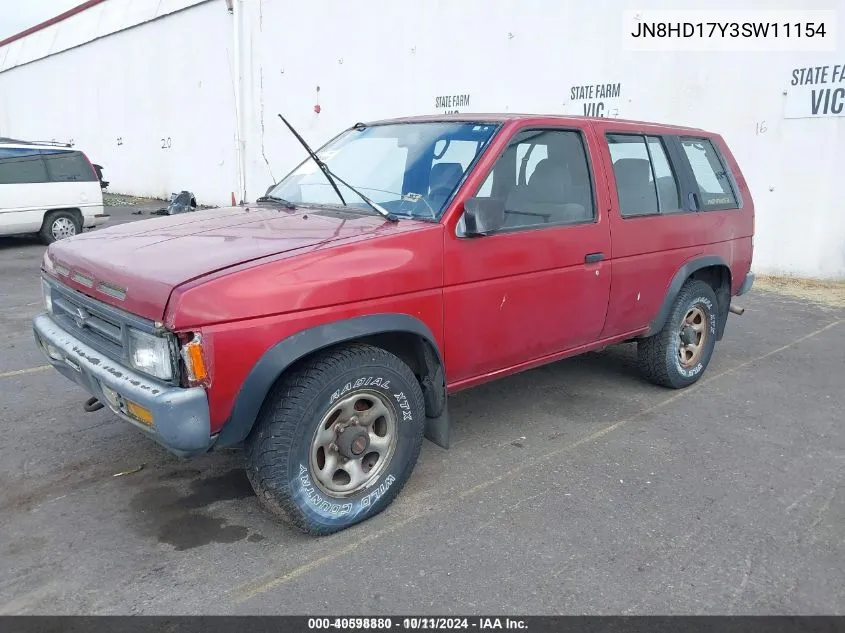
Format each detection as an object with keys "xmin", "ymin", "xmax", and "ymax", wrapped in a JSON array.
[
  {"xmin": 0, "ymin": 0, "xmax": 238, "ymax": 202},
  {"xmin": 1, "ymin": 0, "xmax": 843, "ymax": 278}
]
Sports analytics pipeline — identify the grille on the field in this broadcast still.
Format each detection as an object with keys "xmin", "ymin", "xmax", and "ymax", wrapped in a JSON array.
[
  {"xmin": 44, "ymin": 275, "xmax": 181, "ymax": 385},
  {"xmin": 50, "ymin": 281, "xmax": 127, "ymax": 359}
]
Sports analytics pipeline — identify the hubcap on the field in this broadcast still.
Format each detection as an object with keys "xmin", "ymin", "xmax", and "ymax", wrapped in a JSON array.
[
  {"xmin": 336, "ymin": 426, "xmax": 370, "ymax": 459},
  {"xmin": 678, "ymin": 305, "xmax": 708, "ymax": 367},
  {"xmin": 51, "ymin": 217, "xmax": 77, "ymax": 240},
  {"xmin": 309, "ymin": 391, "xmax": 397, "ymax": 497}
]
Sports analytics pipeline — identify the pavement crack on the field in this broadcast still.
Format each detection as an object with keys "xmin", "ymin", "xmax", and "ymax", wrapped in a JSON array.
[
  {"xmin": 508, "ymin": 491, "xmax": 549, "ymax": 513},
  {"xmin": 810, "ymin": 489, "xmax": 836, "ymax": 530},
  {"xmin": 0, "ymin": 366, "xmax": 51, "ymax": 380},
  {"xmin": 785, "ymin": 480, "xmax": 825, "ymax": 513},
  {"xmin": 730, "ymin": 555, "xmax": 754, "ymax": 608}
]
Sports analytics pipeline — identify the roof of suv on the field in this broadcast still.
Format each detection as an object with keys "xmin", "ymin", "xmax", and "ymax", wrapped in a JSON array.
[
  {"xmin": 361, "ymin": 113, "xmax": 708, "ymax": 134},
  {"xmin": 0, "ymin": 138, "xmax": 77, "ymax": 150}
]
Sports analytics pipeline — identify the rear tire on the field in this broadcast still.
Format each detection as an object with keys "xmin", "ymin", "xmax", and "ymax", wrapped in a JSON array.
[
  {"xmin": 39, "ymin": 211, "xmax": 82, "ymax": 245},
  {"xmin": 244, "ymin": 343, "xmax": 425, "ymax": 535},
  {"xmin": 637, "ymin": 279, "xmax": 719, "ymax": 389}
]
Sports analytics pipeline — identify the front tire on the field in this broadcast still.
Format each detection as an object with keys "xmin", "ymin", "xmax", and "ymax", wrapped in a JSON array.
[
  {"xmin": 637, "ymin": 279, "xmax": 719, "ymax": 389},
  {"xmin": 244, "ymin": 343, "xmax": 425, "ymax": 535}
]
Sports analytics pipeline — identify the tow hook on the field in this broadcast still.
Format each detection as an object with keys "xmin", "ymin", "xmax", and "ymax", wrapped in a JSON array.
[
  {"xmin": 84, "ymin": 396, "xmax": 105, "ymax": 412},
  {"xmin": 729, "ymin": 304, "xmax": 745, "ymax": 316}
]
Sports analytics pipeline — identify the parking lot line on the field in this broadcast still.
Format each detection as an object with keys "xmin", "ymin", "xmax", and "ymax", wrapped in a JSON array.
[
  {"xmin": 230, "ymin": 317, "xmax": 844, "ymax": 604},
  {"xmin": 0, "ymin": 365, "xmax": 51, "ymax": 379}
]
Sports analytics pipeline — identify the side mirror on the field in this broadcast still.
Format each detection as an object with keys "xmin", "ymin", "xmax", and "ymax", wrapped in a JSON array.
[{"xmin": 462, "ymin": 197, "xmax": 505, "ymax": 237}]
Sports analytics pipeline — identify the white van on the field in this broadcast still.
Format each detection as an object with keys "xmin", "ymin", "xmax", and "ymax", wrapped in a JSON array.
[{"xmin": 0, "ymin": 139, "xmax": 109, "ymax": 244}]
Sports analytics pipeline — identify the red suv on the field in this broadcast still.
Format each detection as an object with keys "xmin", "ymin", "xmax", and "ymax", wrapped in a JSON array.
[{"xmin": 33, "ymin": 113, "xmax": 754, "ymax": 535}]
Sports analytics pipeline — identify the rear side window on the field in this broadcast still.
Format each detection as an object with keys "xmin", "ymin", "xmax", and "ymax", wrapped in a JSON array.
[
  {"xmin": 607, "ymin": 134, "xmax": 681, "ymax": 217},
  {"xmin": 0, "ymin": 148, "xmax": 49, "ymax": 185},
  {"xmin": 41, "ymin": 150, "xmax": 97, "ymax": 183},
  {"xmin": 679, "ymin": 137, "xmax": 737, "ymax": 209}
]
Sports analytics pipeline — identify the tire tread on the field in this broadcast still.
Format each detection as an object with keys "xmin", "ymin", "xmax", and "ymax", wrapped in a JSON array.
[
  {"xmin": 637, "ymin": 279, "xmax": 718, "ymax": 389},
  {"xmin": 244, "ymin": 343, "xmax": 424, "ymax": 535}
]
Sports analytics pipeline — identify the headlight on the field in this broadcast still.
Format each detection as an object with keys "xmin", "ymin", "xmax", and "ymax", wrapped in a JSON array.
[
  {"xmin": 127, "ymin": 328, "xmax": 173, "ymax": 380},
  {"xmin": 42, "ymin": 278, "xmax": 53, "ymax": 314}
]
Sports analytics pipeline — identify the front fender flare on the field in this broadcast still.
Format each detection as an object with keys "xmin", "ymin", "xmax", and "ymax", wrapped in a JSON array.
[{"xmin": 214, "ymin": 313, "xmax": 448, "ymax": 449}]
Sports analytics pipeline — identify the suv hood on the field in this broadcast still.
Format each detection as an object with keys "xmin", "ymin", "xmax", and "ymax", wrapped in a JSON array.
[{"xmin": 44, "ymin": 205, "xmax": 424, "ymax": 321}]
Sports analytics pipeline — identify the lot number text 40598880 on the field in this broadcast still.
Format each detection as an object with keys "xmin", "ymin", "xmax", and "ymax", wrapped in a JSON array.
[{"xmin": 307, "ymin": 617, "xmax": 528, "ymax": 630}]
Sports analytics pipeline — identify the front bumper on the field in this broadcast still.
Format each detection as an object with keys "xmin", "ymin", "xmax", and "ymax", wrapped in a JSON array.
[{"xmin": 33, "ymin": 312, "xmax": 213, "ymax": 458}]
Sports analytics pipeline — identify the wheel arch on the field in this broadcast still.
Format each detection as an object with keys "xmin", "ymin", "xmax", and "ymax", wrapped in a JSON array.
[
  {"xmin": 647, "ymin": 256, "xmax": 733, "ymax": 340},
  {"xmin": 215, "ymin": 313, "xmax": 450, "ymax": 450},
  {"xmin": 42, "ymin": 207, "xmax": 84, "ymax": 228}
]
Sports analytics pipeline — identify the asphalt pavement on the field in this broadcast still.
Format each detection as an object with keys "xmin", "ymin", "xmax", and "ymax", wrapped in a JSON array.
[{"xmin": 0, "ymin": 207, "xmax": 843, "ymax": 615}]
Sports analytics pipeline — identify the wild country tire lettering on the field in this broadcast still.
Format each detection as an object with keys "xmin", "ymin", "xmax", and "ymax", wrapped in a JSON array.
[
  {"xmin": 678, "ymin": 360, "xmax": 704, "ymax": 378},
  {"xmin": 297, "ymin": 464, "xmax": 352, "ymax": 516},
  {"xmin": 297, "ymin": 464, "xmax": 396, "ymax": 514},
  {"xmin": 330, "ymin": 376, "xmax": 391, "ymax": 404},
  {"xmin": 361, "ymin": 474, "xmax": 396, "ymax": 508}
]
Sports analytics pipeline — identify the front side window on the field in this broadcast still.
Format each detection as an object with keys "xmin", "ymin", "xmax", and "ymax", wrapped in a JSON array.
[
  {"xmin": 680, "ymin": 137, "xmax": 738, "ymax": 209},
  {"xmin": 0, "ymin": 148, "xmax": 49, "ymax": 185},
  {"xmin": 468, "ymin": 128, "xmax": 595, "ymax": 232},
  {"xmin": 267, "ymin": 122, "xmax": 498, "ymax": 220}
]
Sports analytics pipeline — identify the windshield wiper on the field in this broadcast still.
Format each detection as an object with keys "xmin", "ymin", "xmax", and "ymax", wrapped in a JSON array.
[
  {"xmin": 255, "ymin": 194, "xmax": 296, "ymax": 209},
  {"xmin": 277, "ymin": 113, "xmax": 398, "ymax": 222}
]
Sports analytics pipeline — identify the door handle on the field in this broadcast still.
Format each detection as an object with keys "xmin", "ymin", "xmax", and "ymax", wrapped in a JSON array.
[{"xmin": 585, "ymin": 252, "xmax": 605, "ymax": 263}]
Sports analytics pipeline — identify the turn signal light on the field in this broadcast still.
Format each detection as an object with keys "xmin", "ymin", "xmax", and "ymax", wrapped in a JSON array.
[
  {"xmin": 181, "ymin": 333, "xmax": 208, "ymax": 385},
  {"xmin": 126, "ymin": 400, "xmax": 154, "ymax": 427}
]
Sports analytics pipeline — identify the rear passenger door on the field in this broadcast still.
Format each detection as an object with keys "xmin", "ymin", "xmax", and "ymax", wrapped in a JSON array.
[
  {"xmin": 442, "ymin": 124, "xmax": 612, "ymax": 385},
  {"xmin": 596, "ymin": 127, "xmax": 741, "ymax": 339}
]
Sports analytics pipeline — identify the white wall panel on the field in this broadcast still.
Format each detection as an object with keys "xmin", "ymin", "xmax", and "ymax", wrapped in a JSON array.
[
  {"xmin": 0, "ymin": 1, "xmax": 238, "ymax": 203},
  {"xmin": 0, "ymin": 0, "xmax": 211, "ymax": 71}
]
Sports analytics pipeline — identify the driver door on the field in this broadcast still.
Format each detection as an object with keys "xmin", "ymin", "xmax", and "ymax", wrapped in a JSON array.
[{"xmin": 442, "ymin": 123, "xmax": 613, "ymax": 387}]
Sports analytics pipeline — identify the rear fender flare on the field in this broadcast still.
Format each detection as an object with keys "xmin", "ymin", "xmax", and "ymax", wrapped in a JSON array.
[
  {"xmin": 215, "ymin": 313, "xmax": 449, "ymax": 449},
  {"xmin": 646, "ymin": 255, "xmax": 730, "ymax": 338}
]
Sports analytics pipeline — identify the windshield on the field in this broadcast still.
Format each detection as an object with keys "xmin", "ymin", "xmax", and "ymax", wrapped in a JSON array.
[{"xmin": 267, "ymin": 121, "xmax": 500, "ymax": 220}]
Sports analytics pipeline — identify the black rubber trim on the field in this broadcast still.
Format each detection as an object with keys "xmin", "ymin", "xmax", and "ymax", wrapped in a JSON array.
[
  {"xmin": 663, "ymin": 135, "xmax": 702, "ymax": 213},
  {"xmin": 215, "ymin": 313, "xmax": 448, "ymax": 449},
  {"xmin": 646, "ymin": 255, "xmax": 730, "ymax": 336}
]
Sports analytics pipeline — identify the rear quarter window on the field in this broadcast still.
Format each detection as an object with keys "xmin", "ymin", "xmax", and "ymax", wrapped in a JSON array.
[
  {"xmin": 0, "ymin": 148, "xmax": 49, "ymax": 185},
  {"xmin": 41, "ymin": 150, "xmax": 97, "ymax": 183},
  {"xmin": 679, "ymin": 137, "xmax": 738, "ymax": 210}
]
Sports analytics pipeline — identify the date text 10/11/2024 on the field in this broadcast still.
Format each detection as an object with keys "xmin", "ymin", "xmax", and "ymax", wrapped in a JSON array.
[{"xmin": 307, "ymin": 617, "xmax": 528, "ymax": 630}]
